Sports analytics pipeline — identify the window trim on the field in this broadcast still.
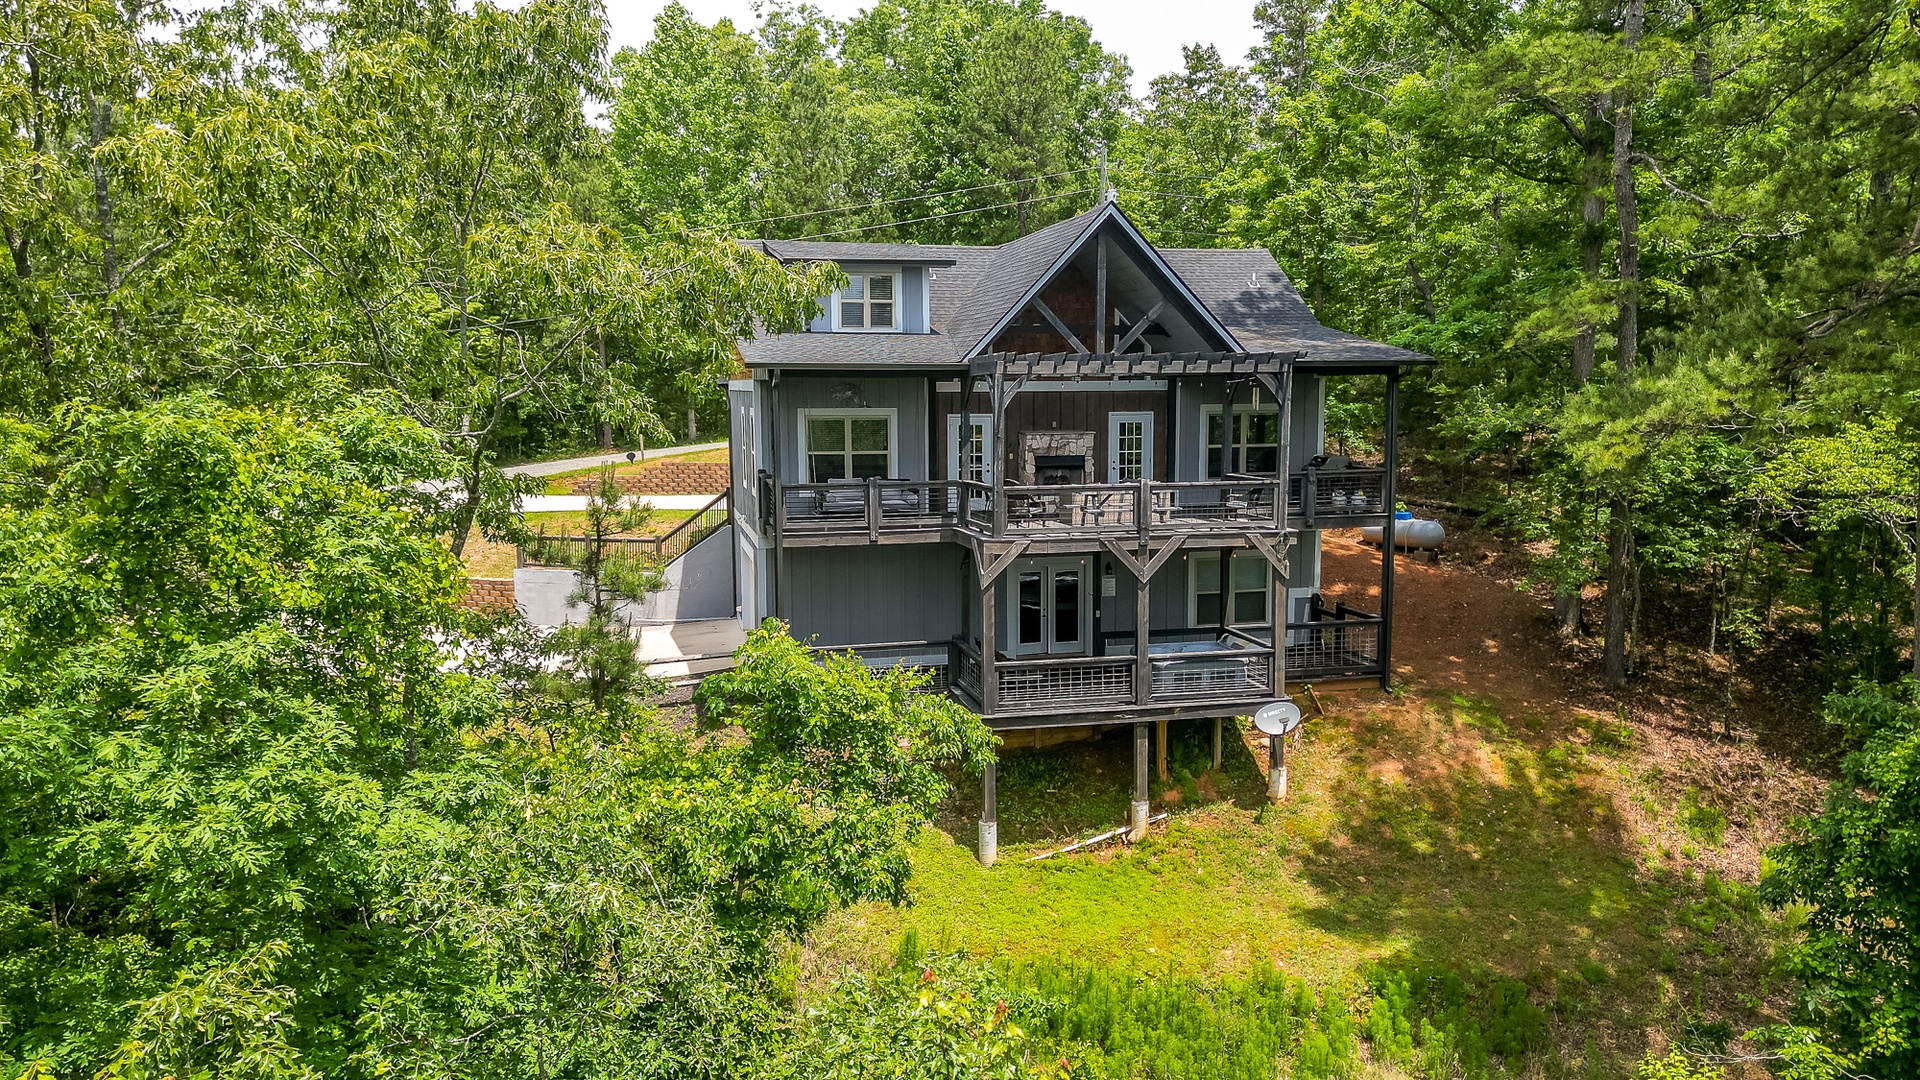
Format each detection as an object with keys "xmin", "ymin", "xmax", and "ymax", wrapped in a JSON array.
[
  {"xmin": 1188, "ymin": 550, "xmax": 1273, "ymax": 628},
  {"xmin": 798, "ymin": 408, "xmax": 898, "ymax": 483},
  {"xmin": 833, "ymin": 266, "xmax": 902, "ymax": 333},
  {"xmin": 1201, "ymin": 402, "xmax": 1283, "ymax": 478}
]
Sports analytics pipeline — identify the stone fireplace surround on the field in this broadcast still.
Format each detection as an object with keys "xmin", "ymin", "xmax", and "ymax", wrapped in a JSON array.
[{"xmin": 1018, "ymin": 430, "xmax": 1095, "ymax": 485}]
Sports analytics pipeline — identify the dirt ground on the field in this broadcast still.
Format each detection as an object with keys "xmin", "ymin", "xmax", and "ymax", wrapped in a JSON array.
[{"xmin": 1312, "ymin": 530, "xmax": 1827, "ymax": 887}]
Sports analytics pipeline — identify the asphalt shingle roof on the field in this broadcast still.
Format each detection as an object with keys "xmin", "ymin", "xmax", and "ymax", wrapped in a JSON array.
[{"xmin": 737, "ymin": 208, "xmax": 1428, "ymax": 369}]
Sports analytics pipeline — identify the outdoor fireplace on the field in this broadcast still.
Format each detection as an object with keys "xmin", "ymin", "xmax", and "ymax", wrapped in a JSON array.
[
  {"xmin": 1018, "ymin": 431, "xmax": 1095, "ymax": 485},
  {"xmin": 1034, "ymin": 454, "xmax": 1087, "ymax": 485}
]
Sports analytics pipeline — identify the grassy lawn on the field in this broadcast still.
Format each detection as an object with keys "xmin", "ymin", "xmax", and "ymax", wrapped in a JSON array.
[
  {"xmin": 459, "ymin": 508, "xmax": 696, "ymax": 579},
  {"xmin": 806, "ymin": 681, "xmax": 1788, "ymax": 1070}
]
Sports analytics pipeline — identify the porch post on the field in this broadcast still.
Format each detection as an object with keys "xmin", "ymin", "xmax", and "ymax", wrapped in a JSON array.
[
  {"xmin": 1155, "ymin": 718, "xmax": 1169, "ymax": 782},
  {"xmin": 979, "ymin": 757, "xmax": 998, "ymax": 867},
  {"xmin": 1380, "ymin": 371, "xmax": 1400, "ymax": 690},
  {"xmin": 1129, "ymin": 721, "xmax": 1150, "ymax": 841},
  {"xmin": 981, "ymin": 564, "xmax": 999, "ymax": 714},
  {"xmin": 1268, "ymin": 732, "xmax": 1288, "ymax": 800},
  {"xmin": 1134, "ymin": 576, "xmax": 1151, "ymax": 706},
  {"xmin": 991, "ymin": 364, "xmax": 1009, "ymax": 538},
  {"xmin": 1275, "ymin": 359, "xmax": 1293, "ymax": 698},
  {"xmin": 1211, "ymin": 716, "xmax": 1223, "ymax": 770}
]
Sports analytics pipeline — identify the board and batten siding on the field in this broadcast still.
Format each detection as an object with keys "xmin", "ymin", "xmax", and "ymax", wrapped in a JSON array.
[
  {"xmin": 934, "ymin": 387, "xmax": 1170, "ymax": 481},
  {"xmin": 784, "ymin": 544, "xmax": 964, "ymax": 647},
  {"xmin": 775, "ymin": 374, "xmax": 930, "ymax": 484},
  {"xmin": 1171, "ymin": 374, "xmax": 1326, "ymax": 482}
]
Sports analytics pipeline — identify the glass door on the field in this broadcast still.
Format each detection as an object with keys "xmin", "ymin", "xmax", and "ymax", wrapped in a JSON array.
[
  {"xmin": 1107, "ymin": 411, "xmax": 1154, "ymax": 482},
  {"xmin": 1007, "ymin": 558, "xmax": 1088, "ymax": 656}
]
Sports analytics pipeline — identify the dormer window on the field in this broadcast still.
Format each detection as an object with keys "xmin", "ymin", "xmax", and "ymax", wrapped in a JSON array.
[{"xmin": 837, "ymin": 270, "xmax": 897, "ymax": 331}]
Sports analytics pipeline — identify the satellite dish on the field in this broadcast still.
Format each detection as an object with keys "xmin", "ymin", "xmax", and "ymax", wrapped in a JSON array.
[{"xmin": 1253, "ymin": 698, "xmax": 1304, "ymax": 737}]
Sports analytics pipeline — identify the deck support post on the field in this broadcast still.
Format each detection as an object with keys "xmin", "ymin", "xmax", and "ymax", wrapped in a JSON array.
[
  {"xmin": 1380, "ymin": 371, "xmax": 1399, "ymax": 690},
  {"xmin": 1134, "ymin": 579, "xmax": 1151, "ymax": 706},
  {"xmin": 1129, "ymin": 722, "xmax": 1150, "ymax": 841},
  {"xmin": 1268, "ymin": 733, "xmax": 1288, "ymax": 801},
  {"xmin": 981, "ymin": 568, "xmax": 998, "ymax": 714},
  {"xmin": 1211, "ymin": 716, "xmax": 1222, "ymax": 770},
  {"xmin": 1155, "ymin": 719, "xmax": 1169, "ymax": 782},
  {"xmin": 979, "ymin": 757, "xmax": 998, "ymax": 867}
]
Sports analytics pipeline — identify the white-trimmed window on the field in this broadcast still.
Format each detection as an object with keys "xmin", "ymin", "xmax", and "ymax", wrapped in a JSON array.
[
  {"xmin": 1190, "ymin": 550, "xmax": 1271, "ymax": 626},
  {"xmin": 836, "ymin": 270, "xmax": 898, "ymax": 331},
  {"xmin": 802, "ymin": 409, "xmax": 895, "ymax": 482},
  {"xmin": 1204, "ymin": 403, "xmax": 1281, "ymax": 476}
]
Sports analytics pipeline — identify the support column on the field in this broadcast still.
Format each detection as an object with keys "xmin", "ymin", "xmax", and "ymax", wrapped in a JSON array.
[
  {"xmin": 981, "ymin": 568, "xmax": 998, "ymax": 714},
  {"xmin": 1268, "ymin": 733, "xmax": 1288, "ymax": 801},
  {"xmin": 1211, "ymin": 717, "xmax": 1222, "ymax": 770},
  {"xmin": 1381, "ymin": 371, "xmax": 1400, "ymax": 691},
  {"xmin": 979, "ymin": 757, "xmax": 998, "ymax": 867},
  {"xmin": 1134, "ymin": 579, "xmax": 1151, "ymax": 706},
  {"xmin": 1129, "ymin": 722, "xmax": 1150, "ymax": 841},
  {"xmin": 1155, "ymin": 718, "xmax": 1169, "ymax": 782}
]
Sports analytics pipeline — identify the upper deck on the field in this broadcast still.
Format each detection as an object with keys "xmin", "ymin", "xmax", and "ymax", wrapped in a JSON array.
[{"xmin": 738, "ymin": 350, "xmax": 1392, "ymax": 548}]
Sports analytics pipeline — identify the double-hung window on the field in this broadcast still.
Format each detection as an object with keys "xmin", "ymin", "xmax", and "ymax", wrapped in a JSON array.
[
  {"xmin": 837, "ymin": 271, "xmax": 897, "ymax": 331},
  {"xmin": 1190, "ymin": 551, "xmax": 1271, "ymax": 626},
  {"xmin": 804, "ymin": 411, "xmax": 893, "ymax": 482},
  {"xmin": 1205, "ymin": 407, "xmax": 1281, "ymax": 476}
]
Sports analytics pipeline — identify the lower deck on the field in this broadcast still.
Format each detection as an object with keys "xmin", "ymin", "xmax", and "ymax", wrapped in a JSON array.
[{"xmin": 766, "ymin": 535, "xmax": 1390, "ymax": 727}]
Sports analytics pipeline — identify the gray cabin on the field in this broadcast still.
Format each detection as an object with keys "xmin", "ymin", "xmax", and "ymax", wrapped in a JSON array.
[{"xmin": 727, "ymin": 201, "xmax": 1427, "ymax": 738}]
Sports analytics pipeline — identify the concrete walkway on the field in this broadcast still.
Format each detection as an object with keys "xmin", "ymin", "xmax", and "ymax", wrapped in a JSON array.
[
  {"xmin": 638, "ymin": 619, "xmax": 746, "ymax": 679},
  {"xmin": 503, "ymin": 441, "xmax": 728, "ymax": 477},
  {"xmin": 518, "ymin": 493, "xmax": 723, "ymax": 513}
]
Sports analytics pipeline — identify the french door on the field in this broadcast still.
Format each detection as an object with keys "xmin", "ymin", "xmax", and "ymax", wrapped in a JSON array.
[
  {"xmin": 1107, "ymin": 411, "xmax": 1154, "ymax": 482},
  {"xmin": 1007, "ymin": 558, "xmax": 1089, "ymax": 657}
]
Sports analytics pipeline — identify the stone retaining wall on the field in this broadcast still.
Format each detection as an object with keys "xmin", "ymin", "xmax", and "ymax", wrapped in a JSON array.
[
  {"xmin": 459, "ymin": 577, "xmax": 516, "ymax": 612},
  {"xmin": 569, "ymin": 460, "xmax": 728, "ymax": 496}
]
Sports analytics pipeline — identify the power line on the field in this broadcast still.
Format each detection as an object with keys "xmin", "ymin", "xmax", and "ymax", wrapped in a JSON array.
[
  {"xmin": 786, "ymin": 188, "xmax": 1098, "ymax": 241},
  {"xmin": 714, "ymin": 168, "xmax": 1098, "ymax": 231}
]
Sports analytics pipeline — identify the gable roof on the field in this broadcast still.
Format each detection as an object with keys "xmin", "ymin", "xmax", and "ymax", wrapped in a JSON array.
[
  {"xmin": 736, "ymin": 210, "xmax": 1429, "ymax": 370},
  {"xmin": 953, "ymin": 202, "xmax": 1244, "ymax": 356}
]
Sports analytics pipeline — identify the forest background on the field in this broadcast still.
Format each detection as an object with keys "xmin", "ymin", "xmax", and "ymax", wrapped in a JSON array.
[{"xmin": 0, "ymin": 0, "xmax": 1916, "ymax": 1076}]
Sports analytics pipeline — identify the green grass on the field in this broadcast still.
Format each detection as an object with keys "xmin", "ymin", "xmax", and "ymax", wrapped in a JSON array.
[
  {"xmin": 523, "ymin": 508, "xmax": 694, "ymax": 536},
  {"xmin": 807, "ymin": 686, "xmax": 1787, "ymax": 1071}
]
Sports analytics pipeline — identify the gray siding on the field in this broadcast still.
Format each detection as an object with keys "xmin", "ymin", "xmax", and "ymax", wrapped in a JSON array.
[
  {"xmin": 784, "ymin": 543, "xmax": 964, "ymax": 646},
  {"xmin": 902, "ymin": 266, "xmax": 928, "ymax": 333},
  {"xmin": 775, "ymin": 374, "xmax": 930, "ymax": 483},
  {"xmin": 1172, "ymin": 373, "xmax": 1325, "ymax": 481}
]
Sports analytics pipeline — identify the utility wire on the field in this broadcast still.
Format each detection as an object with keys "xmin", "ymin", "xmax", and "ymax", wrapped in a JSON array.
[
  {"xmin": 714, "ymin": 167, "xmax": 1099, "ymax": 231},
  {"xmin": 786, "ymin": 188, "xmax": 1098, "ymax": 241}
]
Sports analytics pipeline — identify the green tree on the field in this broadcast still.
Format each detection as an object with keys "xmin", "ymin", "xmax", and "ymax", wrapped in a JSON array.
[
  {"xmin": 1761, "ymin": 680, "xmax": 1920, "ymax": 1076},
  {"xmin": 0, "ymin": 400, "xmax": 989, "ymax": 1078}
]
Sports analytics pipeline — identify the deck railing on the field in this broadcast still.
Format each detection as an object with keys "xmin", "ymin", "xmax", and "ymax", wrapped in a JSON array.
[
  {"xmin": 770, "ymin": 475, "xmax": 1326, "ymax": 542},
  {"xmin": 767, "ymin": 468, "xmax": 1390, "ymax": 544},
  {"xmin": 995, "ymin": 654, "xmax": 1136, "ymax": 710},
  {"xmin": 519, "ymin": 491, "xmax": 730, "ymax": 568},
  {"xmin": 814, "ymin": 639, "xmax": 954, "ymax": 693},
  {"xmin": 1279, "ymin": 467, "xmax": 1390, "ymax": 522},
  {"xmin": 1286, "ymin": 596, "xmax": 1385, "ymax": 680},
  {"xmin": 820, "ymin": 616, "xmax": 1376, "ymax": 718}
]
